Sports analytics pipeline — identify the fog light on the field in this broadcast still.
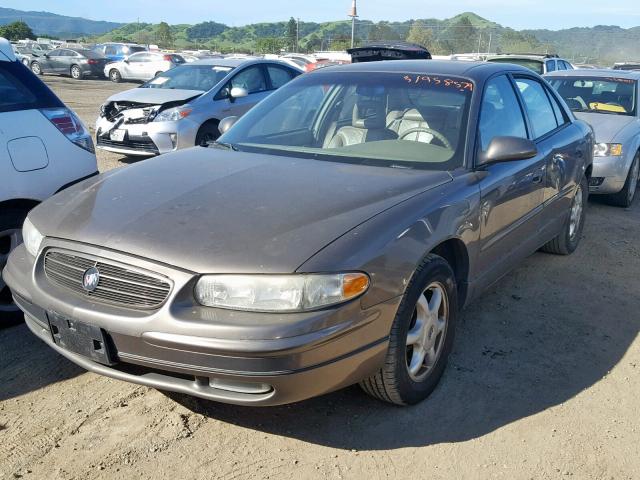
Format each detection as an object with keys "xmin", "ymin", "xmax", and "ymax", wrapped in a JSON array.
[
  {"xmin": 169, "ymin": 133, "xmax": 177, "ymax": 149},
  {"xmin": 589, "ymin": 177, "xmax": 605, "ymax": 187},
  {"xmin": 209, "ymin": 378, "xmax": 273, "ymax": 394}
]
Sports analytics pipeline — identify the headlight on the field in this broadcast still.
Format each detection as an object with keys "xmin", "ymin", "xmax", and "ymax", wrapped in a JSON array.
[
  {"xmin": 194, "ymin": 273, "xmax": 370, "ymax": 312},
  {"xmin": 153, "ymin": 107, "xmax": 192, "ymax": 122},
  {"xmin": 594, "ymin": 143, "xmax": 623, "ymax": 157},
  {"xmin": 23, "ymin": 218, "xmax": 44, "ymax": 257}
]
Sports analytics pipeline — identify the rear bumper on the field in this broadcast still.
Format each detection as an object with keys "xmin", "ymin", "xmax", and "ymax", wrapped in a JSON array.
[{"xmin": 5, "ymin": 241, "xmax": 396, "ymax": 406}]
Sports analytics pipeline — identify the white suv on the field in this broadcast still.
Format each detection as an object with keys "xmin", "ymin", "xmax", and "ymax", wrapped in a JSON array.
[{"xmin": 0, "ymin": 38, "xmax": 98, "ymax": 322}]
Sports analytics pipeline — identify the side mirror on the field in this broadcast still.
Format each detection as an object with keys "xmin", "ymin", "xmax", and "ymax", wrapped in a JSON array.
[
  {"xmin": 218, "ymin": 116, "xmax": 239, "ymax": 135},
  {"xmin": 480, "ymin": 136, "xmax": 538, "ymax": 165},
  {"xmin": 229, "ymin": 87, "xmax": 248, "ymax": 100},
  {"xmin": 123, "ymin": 57, "xmax": 130, "ymax": 64}
]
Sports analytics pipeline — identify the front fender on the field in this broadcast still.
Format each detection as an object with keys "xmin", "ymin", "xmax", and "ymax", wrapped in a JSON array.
[{"xmin": 297, "ymin": 174, "xmax": 482, "ymax": 309}]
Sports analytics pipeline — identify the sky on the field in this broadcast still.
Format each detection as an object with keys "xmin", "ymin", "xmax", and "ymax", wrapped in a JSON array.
[{"xmin": 4, "ymin": 0, "xmax": 640, "ymax": 30}]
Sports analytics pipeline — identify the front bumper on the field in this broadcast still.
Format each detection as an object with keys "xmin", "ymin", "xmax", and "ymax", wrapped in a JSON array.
[
  {"xmin": 95, "ymin": 116, "xmax": 199, "ymax": 156},
  {"xmin": 5, "ymin": 241, "xmax": 396, "ymax": 406},
  {"xmin": 590, "ymin": 154, "xmax": 634, "ymax": 194}
]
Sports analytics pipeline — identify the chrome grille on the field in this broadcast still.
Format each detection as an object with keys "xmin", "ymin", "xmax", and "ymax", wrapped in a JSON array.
[{"xmin": 44, "ymin": 250, "xmax": 171, "ymax": 309}]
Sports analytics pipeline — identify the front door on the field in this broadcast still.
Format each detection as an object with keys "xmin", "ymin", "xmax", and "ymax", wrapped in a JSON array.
[
  {"xmin": 220, "ymin": 66, "xmax": 271, "ymax": 118},
  {"xmin": 475, "ymin": 74, "xmax": 547, "ymax": 286}
]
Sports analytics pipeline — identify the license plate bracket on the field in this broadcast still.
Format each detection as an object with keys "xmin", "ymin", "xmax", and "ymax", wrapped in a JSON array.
[
  {"xmin": 109, "ymin": 129, "xmax": 126, "ymax": 142},
  {"xmin": 48, "ymin": 312, "xmax": 116, "ymax": 366}
]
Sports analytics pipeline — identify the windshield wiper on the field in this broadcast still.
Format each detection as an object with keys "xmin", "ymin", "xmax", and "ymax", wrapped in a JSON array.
[{"xmin": 211, "ymin": 141, "xmax": 238, "ymax": 151}]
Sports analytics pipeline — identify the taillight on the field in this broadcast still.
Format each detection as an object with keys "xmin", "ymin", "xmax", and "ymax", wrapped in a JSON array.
[
  {"xmin": 163, "ymin": 54, "xmax": 172, "ymax": 61},
  {"xmin": 87, "ymin": 59, "xmax": 98, "ymax": 65},
  {"xmin": 40, "ymin": 108, "xmax": 95, "ymax": 154}
]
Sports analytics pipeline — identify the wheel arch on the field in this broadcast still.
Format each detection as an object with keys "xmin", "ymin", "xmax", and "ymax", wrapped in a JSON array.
[
  {"xmin": 0, "ymin": 198, "xmax": 40, "ymax": 216},
  {"xmin": 429, "ymin": 237, "xmax": 470, "ymax": 308}
]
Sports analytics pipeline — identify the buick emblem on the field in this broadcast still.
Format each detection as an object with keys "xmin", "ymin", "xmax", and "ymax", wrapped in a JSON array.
[{"xmin": 82, "ymin": 266, "xmax": 100, "ymax": 292}]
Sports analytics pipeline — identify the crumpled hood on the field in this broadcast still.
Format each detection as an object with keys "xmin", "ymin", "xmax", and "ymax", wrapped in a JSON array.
[
  {"xmin": 30, "ymin": 148, "xmax": 452, "ymax": 273},
  {"xmin": 105, "ymin": 87, "xmax": 204, "ymax": 105},
  {"xmin": 574, "ymin": 112, "xmax": 637, "ymax": 142}
]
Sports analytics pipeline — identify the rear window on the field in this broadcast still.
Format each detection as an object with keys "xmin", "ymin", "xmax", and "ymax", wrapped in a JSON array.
[{"xmin": 0, "ymin": 61, "xmax": 63, "ymax": 113}]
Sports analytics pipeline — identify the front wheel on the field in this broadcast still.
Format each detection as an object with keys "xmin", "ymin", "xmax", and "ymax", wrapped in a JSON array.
[
  {"xmin": 360, "ymin": 254, "xmax": 457, "ymax": 405},
  {"xmin": 195, "ymin": 121, "xmax": 220, "ymax": 147},
  {"xmin": 541, "ymin": 175, "xmax": 588, "ymax": 255},
  {"xmin": 70, "ymin": 64, "xmax": 82, "ymax": 79},
  {"xmin": 109, "ymin": 69, "xmax": 122, "ymax": 83},
  {"xmin": 31, "ymin": 61, "xmax": 42, "ymax": 75},
  {"xmin": 606, "ymin": 153, "xmax": 639, "ymax": 208}
]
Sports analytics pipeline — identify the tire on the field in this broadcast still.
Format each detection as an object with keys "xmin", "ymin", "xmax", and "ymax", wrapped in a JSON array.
[
  {"xmin": 31, "ymin": 61, "xmax": 42, "ymax": 75},
  {"xmin": 195, "ymin": 121, "xmax": 220, "ymax": 147},
  {"xmin": 360, "ymin": 254, "xmax": 458, "ymax": 405},
  {"xmin": 109, "ymin": 68, "xmax": 122, "ymax": 83},
  {"xmin": 0, "ymin": 208, "xmax": 30, "ymax": 325},
  {"xmin": 606, "ymin": 152, "xmax": 639, "ymax": 208},
  {"xmin": 541, "ymin": 174, "xmax": 588, "ymax": 255},
  {"xmin": 70, "ymin": 64, "xmax": 82, "ymax": 80}
]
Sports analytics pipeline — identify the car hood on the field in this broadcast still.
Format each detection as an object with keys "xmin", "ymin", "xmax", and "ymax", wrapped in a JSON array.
[
  {"xmin": 574, "ymin": 112, "xmax": 637, "ymax": 142},
  {"xmin": 105, "ymin": 88, "xmax": 204, "ymax": 105},
  {"xmin": 30, "ymin": 148, "xmax": 452, "ymax": 274}
]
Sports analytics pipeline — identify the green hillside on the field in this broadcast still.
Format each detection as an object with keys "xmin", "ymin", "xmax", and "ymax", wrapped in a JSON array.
[{"xmin": 0, "ymin": 7, "xmax": 122, "ymax": 37}]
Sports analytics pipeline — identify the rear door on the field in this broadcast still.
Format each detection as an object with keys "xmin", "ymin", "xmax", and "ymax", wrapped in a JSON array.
[
  {"xmin": 475, "ymin": 74, "xmax": 547, "ymax": 286},
  {"xmin": 514, "ymin": 75, "xmax": 586, "ymax": 232}
]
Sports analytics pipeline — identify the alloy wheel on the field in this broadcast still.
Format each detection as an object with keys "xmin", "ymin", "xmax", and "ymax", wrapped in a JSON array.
[
  {"xmin": 569, "ymin": 184, "xmax": 584, "ymax": 240},
  {"xmin": 0, "ymin": 228, "xmax": 22, "ymax": 313},
  {"xmin": 31, "ymin": 62, "xmax": 41, "ymax": 75},
  {"xmin": 405, "ymin": 282, "xmax": 449, "ymax": 381},
  {"xmin": 71, "ymin": 66, "xmax": 81, "ymax": 79}
]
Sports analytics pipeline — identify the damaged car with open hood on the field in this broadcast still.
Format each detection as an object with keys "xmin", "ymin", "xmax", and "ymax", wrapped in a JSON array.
[{"xmin": 96, "ymin": 58, "xmax": 301, "ymax": 157}]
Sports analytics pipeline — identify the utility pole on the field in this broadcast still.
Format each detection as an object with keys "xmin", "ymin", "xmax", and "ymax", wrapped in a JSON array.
[
  {"xmin": 296, "ymin": 18, "xmax": 300, "ymax": 53},
  {"xmin": 348, "ymin": 0, "xmax": 358, "ymax": 49}
]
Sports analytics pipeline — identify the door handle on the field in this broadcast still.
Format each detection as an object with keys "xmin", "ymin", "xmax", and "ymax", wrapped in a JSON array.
[{"xmin": 532, "ymin": 174, "xmax": 543, "ymax": 184}]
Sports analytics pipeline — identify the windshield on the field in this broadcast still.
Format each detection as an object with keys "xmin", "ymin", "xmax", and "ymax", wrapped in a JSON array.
[
  {"xmin": 141, "ymin": 64, "xmax": 233, "ymax": 91},
  {"xmin": 220, "ymin": 71, "xmax": 473, "ymax": 171},
  {"xmin": 548, "ymin": 77, "xmax": 637, "ymax": 116},
  {"xmin": 488, "ymin": 58, "xmax": 544, "ymax": 75}
]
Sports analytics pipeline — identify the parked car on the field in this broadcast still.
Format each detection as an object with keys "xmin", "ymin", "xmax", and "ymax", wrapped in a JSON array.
[
  {"xmin": 0, "ymin": 38, "xmax": 98, "ymax": 322},
  {"xmin": 348, "ymin": 42, "xmax": 432, "ymax": 63},
  {"xmin": 487, "ymin": 54, "xmax": 574, "ymax": 75},
  {"xmin": 93, "ymin": 43, "xmax": 147, "ymax": 62},
  {"xmin": 96, "ymin": 58, "xmax": 301, "ymax": 156},
  {"xmin": 5, "ymin": 60, "xmax": 593, "ymax": 405},
  {"xmin": 546, "ymin": 69, "xmax": 640, "ymax": 206},
  {"xmin": 30, "ymin": 48, "xmax": 111, "ymax": 79},
  {"xmin": 613, "ymin": 63, "xmax": 640, "ymax": 71},
  {"xmin": 104, "ymin": 51, "xmax": 186, "ymax": 83}
]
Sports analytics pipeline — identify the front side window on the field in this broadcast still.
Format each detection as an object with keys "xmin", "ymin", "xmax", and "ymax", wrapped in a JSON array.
[
  {"xmin": 220, "ymin": 71, "xmax": 474, "ymax": 171},
  {"xmin": 230, "ymin": 66, "xmax": 267, "ymax": 94},
  {"xmin": 515, "ymin": 77, "xmax": 559, "ymax": 138},
  {"xmin": 548, "ymin": 76, "xmax": 637, "ymax": 116},
  {"xmin": 478, "ymin": 75, "xmax": 528, "ymax": 152},
  {"xmin": 129, "ymin": 53, "xmax": 150, "ymax": 63},
  {"xmin": 546, "ymin": 60, "xmax": 556, "ymax": 72}
]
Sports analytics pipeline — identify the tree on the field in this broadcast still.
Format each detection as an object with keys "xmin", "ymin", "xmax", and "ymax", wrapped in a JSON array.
[
  {"xmin": 368, "ymin": 22, "xmax": 401, "ymax": 42},
  {"xmin": 0, "ymin": 21, "xmax": 35, "ymax": 41},
  {"xmin": 406, "ymin": 21, "xmax": 435, "ymax": 50},
  {"xmin": 287, "ymin": 17, "xmax": 297, "ymax": 52},
  {"xmin": 155, "ymin": 22, "xmax": 174, "ymax": 48},
  {"xmin": 449, "ymin": 17, "xmax": 477, "ymax": 54},
  {"xmin": 255, "ymin": 37, "xmax": 285, "ymax": 54}
]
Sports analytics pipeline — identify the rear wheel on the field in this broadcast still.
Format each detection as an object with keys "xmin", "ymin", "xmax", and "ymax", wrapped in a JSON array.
[
  {"xmin": 109, "ymin": 68, "xmax": 122, "ymax": 83},
  {"xmin": 606, "ymin": 153, "xmax": 639, "ymax": 208},
  {"xmin": 541, "ymin": 175, "xmax": 588, "ymax": 255},
  {"xmin": 70, "ymin": 64, "xmax": 82, "ymax": 79},
  {"xmin": 360, "ymin": 254, "xmax": 457, "ymax": 405},
  {"xmin": 31, "ymin": 61, "xmax": 42, "ymax": 75},
  {"xmin": 195, "ymin": 121, "xmax": 220, "ymax": 147},
  {"xmin": 0, "ymin": 209, "xmax": 30, "ymax": 324}
]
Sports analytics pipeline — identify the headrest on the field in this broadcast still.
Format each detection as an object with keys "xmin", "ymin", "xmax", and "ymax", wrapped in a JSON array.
[
  {"xmin": 352, "ymin": 100, "xmax": 386, "ymax": 129},
  {"xmin": 402, "ymin": 108, "xmax": 424, "ymax": 122}
]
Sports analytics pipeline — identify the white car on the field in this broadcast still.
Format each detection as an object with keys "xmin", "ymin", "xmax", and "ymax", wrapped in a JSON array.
[
  {"xmin": 0, "ymin": 38, "xmax": 98, "ymax": 322},
  {"xmin": 104, "ymin": 52, "xmax": 186, "ymax": 83}
]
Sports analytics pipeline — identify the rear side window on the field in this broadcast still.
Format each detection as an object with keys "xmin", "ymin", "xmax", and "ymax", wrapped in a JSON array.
[
  {"xmin": 515, "ymin": 77, "xmax": 559, "ymax": 138},
  {"xmin": 478, "ymin": 75, "xmax": 528, "ymax": 152},
  {"xmin": 0, "ymin": 61, "xmax": 63, "ymax": 113},
  {"xmin": 266, "ymin": 65, "xmax": 295, "ymax": 89},
  {"xmin": 546, "ymin": 60, "xmax": 556, "ymax": 72}
]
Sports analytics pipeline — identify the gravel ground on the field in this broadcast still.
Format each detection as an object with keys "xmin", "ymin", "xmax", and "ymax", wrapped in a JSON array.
[{"xmin": 1, "ymin": 75, "xmax": 639, "ymax": 480}]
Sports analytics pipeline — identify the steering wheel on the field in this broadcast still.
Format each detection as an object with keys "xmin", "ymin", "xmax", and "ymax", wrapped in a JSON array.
[{"xmin": 399, "ymin": 127, "xmax": 452, "ymax": 150}]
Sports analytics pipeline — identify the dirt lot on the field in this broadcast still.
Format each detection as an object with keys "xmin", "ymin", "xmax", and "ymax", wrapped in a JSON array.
[{"xmin": 1, "ymin": 75, "xmax": 639, "ymax": 480}]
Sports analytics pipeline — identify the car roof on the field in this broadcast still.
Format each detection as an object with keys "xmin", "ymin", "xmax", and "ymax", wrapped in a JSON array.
[
  {"xmin": 545, "ymin": 69, "xmax": 640, "ymax": 79},
  {"xmin": 189, "ymin": 58, "xmax": 297, "ymax": 69},
  {"xmin": 316, "ymin": 59, "xmax": 533, "ymax": 80},
  {"xmin": 0, "ymin": 37, "xmax": 17, "ymax": 62},
  {"xmin": 487, "ymin": 54, "xmax": 562, "ymax": 61}
]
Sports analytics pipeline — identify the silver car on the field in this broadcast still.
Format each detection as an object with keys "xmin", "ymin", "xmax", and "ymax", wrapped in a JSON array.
[
  {"xmin": 547, "ymin": 70, "xmax": 640, "ymax": 207},
  {"xmin": 96, "ymin": 59, "xmax": 302, "ymax": 156}
]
